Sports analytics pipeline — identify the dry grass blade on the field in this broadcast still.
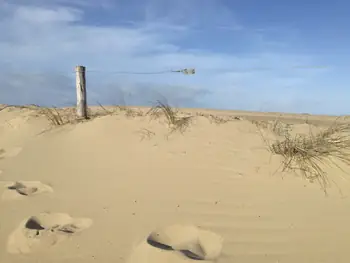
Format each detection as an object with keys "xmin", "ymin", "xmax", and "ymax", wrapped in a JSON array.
[
  {"xmin": 205, "ymin": 114, "xmax": 243, "ymax": 125},
  {"xmin": 97, "ymin": 102, "xmax": 112, "ymax": 114},
  {"xmin": 42, "ymin": 108, "xmax": 65, "ymax": 126},
  {"xmin": 147, "ymin": 100, "xmax": 192, "ymax": 133},
  {"xmin": 196, "ymin": 113, "xmax": 231, "ymax": 125},
  {"xmin": 253, "ymin": 118, "xmax": 291, "ymax": 136},
  {"xmin": 270, "ymin": 119, "xmax": 291, "ymax": 136},
  {"xmin": 117, "ymin": 105, "xmax": 128, "ymax": 111},
  {"xmin": 115, "ymin": 105, "xmax": 143, "ymax": 118},
  {"xmin": 269, "ymin": 123, "xmax": 350, "ymax": 193},
  {"xmin": 125, "ymin": 108, "xmax": 143, "ymax": 118},
  {"xmin": 0, "ymin": 105, "xmax": 9, "ymax": 112},
  {"xmin": 138, "ymin": 128, "xmax": 156, "ymax": 141}
]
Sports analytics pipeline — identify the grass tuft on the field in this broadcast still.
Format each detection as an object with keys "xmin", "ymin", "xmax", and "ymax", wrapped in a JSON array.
[
  {"xmin": 116, "ymin": 105, "xmax": 144, "ymax": 118},
  {"xmin": 138, "ymin": 128, "xmax": 156, "ymax": 141},
  {"xmin": 266, "ymin": 122, "xmax": 350, "ymax": 193},
  {"xmin": 147, "ymin": 100, "xmax": 192, "ymax": 134},
  {"xmin": 196, "ymin": 112, "xmax": 243, "ymax": 124},
  {"xmin": 252, "ymin": 118, "xmax": 291, "ymax": 137},
  {"xmin": 42, "ymin": 107, "xmax": 65, "ymax": 126}
]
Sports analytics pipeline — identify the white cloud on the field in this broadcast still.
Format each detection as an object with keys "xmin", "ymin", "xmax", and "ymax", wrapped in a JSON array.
[
  {"xmin": 0, "ymin": 0, "xmax": 345, "ymax": 114},
  {"xmin": 14, "ymin": 6, "xmax": 81, "ymax": 23}
]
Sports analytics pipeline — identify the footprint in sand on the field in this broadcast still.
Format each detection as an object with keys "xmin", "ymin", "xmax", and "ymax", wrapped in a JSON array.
[
  {"xmin": 0, "ymin": 148, "xmax": 5, "ymax": 159},
  {"xmin": 0, "ymin": 147, "xmax": 22, "ymax": 159},
  {"xmin": 0, "ymin": 149, "xmax": 4, "ymax": 175},
  {"xmin": 1, "ymin": 181, "xmax": 53, "ymax": 200},
  {"xmin": 7, "ymin": 212, "xmax": 93, "ymax": 254},
  {"xmin": 127, "ymin": 224, "xmax": 223, "ymax": 263}
]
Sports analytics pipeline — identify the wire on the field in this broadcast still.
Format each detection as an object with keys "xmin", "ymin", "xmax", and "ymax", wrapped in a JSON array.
[
  {"xmin": 85, "ymin": 66, "xmax": 325, "ymax": 74},
  {"xmin": 1, "ymin": 65, "xmax": 328, "ymax": 76},
  {"xmin": 85, "ymin": 69, "xmax": 179, "ymax": 75}
]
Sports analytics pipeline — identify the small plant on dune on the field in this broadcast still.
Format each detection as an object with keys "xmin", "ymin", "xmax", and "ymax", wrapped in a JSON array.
[
  {"xmin": 196, "ymin": 112, "xmax": 243, "ymax": 125},
  {"xmin": 207, "ymin": 115, "xmax": 230, "ymax": 125},
  {"xmin": 266, "ymin": 122, "xmax": 350, "ymax": 194},
  {"xmin": 147, "ymin": 100, "xmax": 193, "ymax": 134},
  {"xmin": 115, "ymin": 105, "xmax": 143, "ymax": 118},
  {"xmin": 42, "ymin": 107, "xmax": 65, "ymax": 126},
  {"xmin": 253, "ymin": 118, "xmax": 291, "ymax": 137},
  {"xmin": 125, "ymin": 108, "xmax": 143, "ymax": 118},
  {"xmin": 196, "ymin": 112, "xmax": 228, "ymax": 124},
  {"xmin": 138, "ymin": 128, "xmax": 156, "ymax": 141},
  {"xmin": 0, "ymin": 105, "xmax": 9, "ymax": 112},
  {"xmin": 96, "ymin": 102, "xmax": 113, "ymax": 115},
  {"xmin": 86, "ymin": 102, "xmax": 119, "ymax": 118},
  {"xmin": 270, "ymin": 119, "xmax": 291, "ymax": 136}
]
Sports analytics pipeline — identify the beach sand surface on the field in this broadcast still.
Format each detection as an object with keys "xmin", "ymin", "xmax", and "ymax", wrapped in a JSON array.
[{"xmin": 1, "ymin": 105, "xmax": 350, "ymax": 263}]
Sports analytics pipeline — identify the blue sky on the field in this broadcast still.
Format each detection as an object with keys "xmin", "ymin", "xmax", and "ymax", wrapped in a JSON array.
[{"xmin": 1, "ymin": 0, "xmax": 350, "ymax": 114}]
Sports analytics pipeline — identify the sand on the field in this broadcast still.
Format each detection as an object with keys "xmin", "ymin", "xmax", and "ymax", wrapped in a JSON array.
[{"xmin": 1, "ymin": 105, "xmax": 350, "ymax": 263}]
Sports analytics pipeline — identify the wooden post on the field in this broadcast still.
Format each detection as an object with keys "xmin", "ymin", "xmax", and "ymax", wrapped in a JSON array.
[{"xmin": 75, "ymin": 65, "xmax": 87, "ymax": 119}]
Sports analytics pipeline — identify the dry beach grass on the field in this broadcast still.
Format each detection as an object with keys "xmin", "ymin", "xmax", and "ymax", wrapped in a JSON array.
[{"xmin": 268, "ymin": 122, "xmax": 350, "ymax": 193}]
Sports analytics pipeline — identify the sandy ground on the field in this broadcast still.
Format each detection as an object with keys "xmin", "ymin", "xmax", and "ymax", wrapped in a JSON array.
[{"xmin": 1, "ymin": 105, "xmax": 350, "ymax": 263}]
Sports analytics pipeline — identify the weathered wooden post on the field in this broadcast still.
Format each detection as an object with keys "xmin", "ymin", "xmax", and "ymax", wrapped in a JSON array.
[{"xmin": 75, "ymin": 65, "xmax": 87, "ymax": 119}]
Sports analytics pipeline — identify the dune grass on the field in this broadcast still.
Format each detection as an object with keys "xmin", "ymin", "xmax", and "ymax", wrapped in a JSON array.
[
  {"xmin": 40, "ymin": 104, "xmax": 123, "ymax": 127},
  {"xmin": 252, "ymin": 118, "xmax": 291, "ymax": 137},
  {"xmin": 147, "ymin": 100, "xmax": 193, "ymax": 134},
  {"xmin": 266, "ymin": 121, "xmax": 350, "ymax": 193},
  {"xmin": 42, "ymin": 107, "xmax": 65, "ymax": 126},
  {"xmin": 137, "ymin": 128, "xmax": 156, "ymax": 141},
  {"xmin": 196, "ymin": 112, "xmax": 243, "ymax": 125},
  {"xmin": 0, "ymin": 104, "xmax": 71, "ymax": 127},
  {"xmin": 117, "ymin": 106, "xmax": 144, "ymax": 118}
]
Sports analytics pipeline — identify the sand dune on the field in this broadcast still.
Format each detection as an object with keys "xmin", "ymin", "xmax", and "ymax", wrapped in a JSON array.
[{"xmin": 1, "ymin": 105, "xmax": 350, "ymax": 263}]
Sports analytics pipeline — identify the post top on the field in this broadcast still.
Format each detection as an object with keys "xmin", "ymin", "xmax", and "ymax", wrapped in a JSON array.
[{"xmin": 75, "ymin": 65, "xmax": 86, "ymax": 71}]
